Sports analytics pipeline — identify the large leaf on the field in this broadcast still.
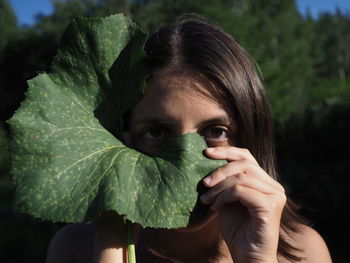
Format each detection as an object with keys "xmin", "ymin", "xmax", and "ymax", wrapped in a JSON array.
[{"xmin": 7, "ymin": 14, "xmax": 225, "ymax": 228}]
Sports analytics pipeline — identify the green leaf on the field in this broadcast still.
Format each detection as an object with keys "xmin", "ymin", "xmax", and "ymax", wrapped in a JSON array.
[{"xmin": 7, "ymin": 14, "xmax": 225, "ymax": 228}]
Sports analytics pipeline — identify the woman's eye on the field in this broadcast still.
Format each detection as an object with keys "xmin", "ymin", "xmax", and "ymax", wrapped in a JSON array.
[
  {"xmin": 204, "ymin": 127, "xmax": 229, "ymax": 141},
  {"xmin": 132, "ymin": 126, "xmax": 171, "ymax": 156},
  {"xmin": 139, "ymin": 126, "xmax": 173, "ymax": 146},
  {"xmin": 144, "ymin": 127, "xmax": 165, "ymax": 139}
]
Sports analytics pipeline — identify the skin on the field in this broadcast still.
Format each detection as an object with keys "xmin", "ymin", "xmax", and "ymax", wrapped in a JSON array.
[{"xmin": 46, "ymin": 68, "xmax": 332, "ymax": 263}]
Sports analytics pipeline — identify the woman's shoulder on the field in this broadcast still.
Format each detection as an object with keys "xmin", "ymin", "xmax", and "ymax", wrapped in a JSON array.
[
  {"xmin": 46, "ymin": 223, "xmax": 96, "ymax": 263},
  {"xmin": 280, "ymin": 224, "xmax": 332, "ymax": 263}
]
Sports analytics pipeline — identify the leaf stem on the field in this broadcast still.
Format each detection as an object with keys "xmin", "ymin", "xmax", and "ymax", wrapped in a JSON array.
[{"xmin": 127, "ymin": 221, "xmax": 136, "ymax": 263}]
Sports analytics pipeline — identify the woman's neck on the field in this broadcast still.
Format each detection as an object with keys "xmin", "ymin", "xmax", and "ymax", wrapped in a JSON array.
[{"xmin": 137, "ymin": 216, "xmax": 233, "ymax": 263}]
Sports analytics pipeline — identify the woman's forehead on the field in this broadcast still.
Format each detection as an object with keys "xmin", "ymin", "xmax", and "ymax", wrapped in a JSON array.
[
  {"xmin": 145, "ymin": 67, "xmax": 217, "ymax": 97},
  {"xmin": 132, "ymin": 68, "xmax": 235, "ymax": 124},
  {"xmin": 131, "ymin": 88, "xmax": 234, "ymax": 128}
]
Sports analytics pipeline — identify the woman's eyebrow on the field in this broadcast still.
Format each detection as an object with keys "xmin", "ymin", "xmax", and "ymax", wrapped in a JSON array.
[
  {"xmin": 133, "ymin": 115, "xmax": 235, "ymax": 126},
  {"xmin": 199, "ymin": 115, "xmax": 235, "ymax": 126},
  {"xmin": 132, "ymin": 116, "xmax": 177, "ymax": 127}
]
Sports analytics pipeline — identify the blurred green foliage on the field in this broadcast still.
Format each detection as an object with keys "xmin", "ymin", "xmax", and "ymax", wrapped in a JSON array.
[
  {"xmin": 0, "ymin": 124, "xmax": 9, "ymax": 175},
  {"xmin": 0, "ymin": 0, "xmax": 349, "ymax": 262},
  {"xmin": 0, "ymin": 0, "xmax": 18, "ymax": 50}
]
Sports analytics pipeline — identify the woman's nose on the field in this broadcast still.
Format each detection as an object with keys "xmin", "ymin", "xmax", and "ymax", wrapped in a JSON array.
[{"xmin": 179, "ymin": 126, "xmax": 198, "ymax": 136}]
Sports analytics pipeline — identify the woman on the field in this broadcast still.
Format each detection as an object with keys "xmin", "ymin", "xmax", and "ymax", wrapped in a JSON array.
[{"xmin": 46, "ymin": 16, "xmax": 332, "ymax": 263}]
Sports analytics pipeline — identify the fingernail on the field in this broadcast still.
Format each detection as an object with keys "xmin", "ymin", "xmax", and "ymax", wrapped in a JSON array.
[
  {"xmin": 203, "ymin": 176, "xmax": 211, "ymax": 184},
  {"xmin": 206, "ymin": 148, "xmax": 215, "ymax": 153}
]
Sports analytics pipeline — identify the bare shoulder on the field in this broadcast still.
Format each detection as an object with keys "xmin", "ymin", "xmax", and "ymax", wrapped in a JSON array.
[
  {"xmin": 46, "ymin": 223, "xmax": 96, "ymax": 263},
  {"xmin": 280, "ymin": 224, "xmax": 332, "ymax": 263}
]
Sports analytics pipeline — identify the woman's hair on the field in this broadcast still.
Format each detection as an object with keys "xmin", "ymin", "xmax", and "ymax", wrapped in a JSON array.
[{"xmin": 144, "ymin": 14, "xmax": 305, "ymax": 261}]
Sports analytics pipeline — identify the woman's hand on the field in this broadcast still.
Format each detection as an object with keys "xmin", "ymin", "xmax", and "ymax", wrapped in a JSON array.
[{"xmin": 200, "ymin": 146, "xmax": 286, "ymax": 263}]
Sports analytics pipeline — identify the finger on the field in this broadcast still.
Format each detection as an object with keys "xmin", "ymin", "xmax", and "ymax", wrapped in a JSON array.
[
  {"xmin": 210, "ymin": 185, "xmax": 286, "ymax": 218},
  {"xmin": 201, "ymin": 172, "xmax": 283, "ymax": 205},
  {"xmin": 203, "ymin": 159, "xmax": 260, "ymax": 187},
  {"xmin": 205, "ymin": 146, "xmax": 258, "ymax": 164},
  {"xmin": 203, "ymin": 159, "xmax": 284, "ymax": 192}
]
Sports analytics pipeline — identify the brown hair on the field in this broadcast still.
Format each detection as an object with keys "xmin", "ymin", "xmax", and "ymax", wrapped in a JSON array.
[{"xmin": 144, "ymin": 14, "xmax": 305, "ymax": 261}]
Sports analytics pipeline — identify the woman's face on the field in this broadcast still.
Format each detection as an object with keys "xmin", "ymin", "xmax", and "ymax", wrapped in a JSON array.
[
  {"xmin": 128, "ymin": 68, "xmax": 239, "ymax": 230},
  {"xmin": 129, "ymin": 68, "xmax": 238, "ymax": 155}
]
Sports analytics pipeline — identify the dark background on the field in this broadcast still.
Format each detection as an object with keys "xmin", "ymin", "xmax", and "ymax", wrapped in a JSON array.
[{"xmin": 0, "ymin": 0, "xmax": 349, "ymax": 262}]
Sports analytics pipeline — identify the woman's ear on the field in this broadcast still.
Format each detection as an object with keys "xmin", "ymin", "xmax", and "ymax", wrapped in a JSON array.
[{"xmin": 122, "ymin": 131, "xmax": 133, "ymax": 148}]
